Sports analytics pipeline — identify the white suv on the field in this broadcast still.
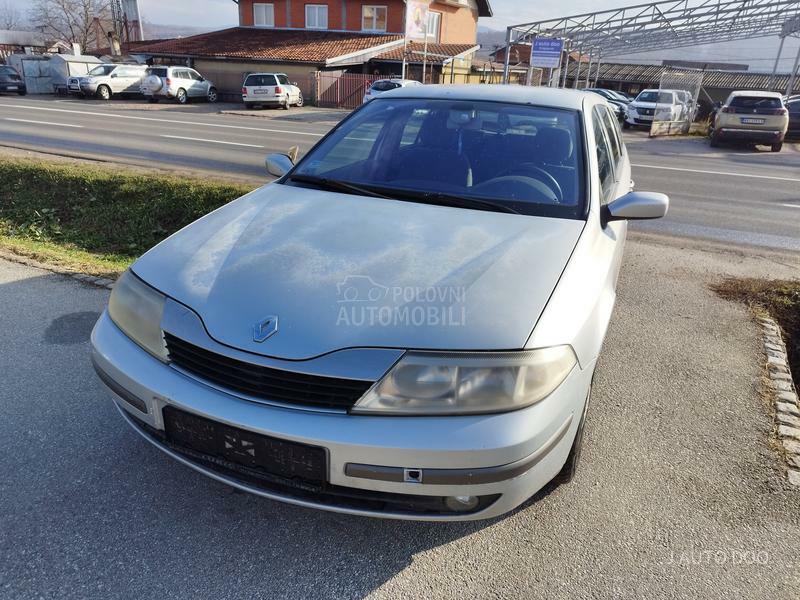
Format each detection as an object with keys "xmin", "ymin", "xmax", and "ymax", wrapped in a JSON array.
[
  {"xmin": 242, "ymin": 73, "xmax": 303, "ymax": 110},
  {"xmin": 141, "ymin": 66, "xmax": 218, "ymax": 104}
]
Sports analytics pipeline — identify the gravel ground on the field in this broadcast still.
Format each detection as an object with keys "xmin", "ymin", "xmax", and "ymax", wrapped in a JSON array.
[{"xmin": 0, "ymin": 233, "xmax": 798, "ymax": 599}]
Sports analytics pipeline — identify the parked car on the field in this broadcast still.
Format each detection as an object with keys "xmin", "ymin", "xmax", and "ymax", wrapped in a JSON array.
[
  {"xmin": 68, "ymin": 63, "xmax": 147, "ymax": 100},
  {"xmin": 785, "ymin": 95, "xmax": 800, "ymax": 138},
  {"xmin": 585, "ymin": 90, "xmax": 627, "ymax": 123},
  {"xmin": 0, "ymin": 65, "xmax": 26, "ymax": 95},
  {"xmin": 624, "ymin": 89, "xmax": 684, "ymax": 128},
  {"xmin": 363, "ymin": 78, "xmax": 422, "ymax": 104},
  {"xmin": 91, "ymin": 85, "xmax": 668, "ymax": 521},
  {"xmin": 140, "ymin": 66, "xmax": 218, "ymax": 104},
  {"xmin": 242, "ymin": 73, "xmax": 303, "ymax": 109},
  {"xmin": 584, "ymin": 88, "xmax": 630, "ymax": 104},
  {"xmin": 709, "ymin": 90, "xmax": 788, "ymax": 151}
]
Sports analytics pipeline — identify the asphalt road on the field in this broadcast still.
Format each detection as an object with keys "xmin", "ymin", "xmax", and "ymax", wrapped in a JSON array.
[
  {"xmin": 1, "ymin": 95, "xmax": 800, "ymax": 251},
  {"xmin": 1, "ymin": 237, "xmax": 798, "ymax": 599}
]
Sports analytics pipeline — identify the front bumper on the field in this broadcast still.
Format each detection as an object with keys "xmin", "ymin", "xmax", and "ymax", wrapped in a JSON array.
[
  {"xmin": 0, "ymin": 83, "xmax": 24, "ymax": 92},
  {"xmin": 91, "ymin": 310, "xmax": 591, "ymax": 521}
]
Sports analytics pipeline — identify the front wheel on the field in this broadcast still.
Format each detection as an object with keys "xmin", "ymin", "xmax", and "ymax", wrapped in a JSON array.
[
  {"xmin": 96, "ymin": 85, "xmax": 111, "ymax": 101},
  {"xmin": 176, "ymin": 88, "xmax": 188, "ymax": 104},
  {"xmin": 295, "ymin": 91, "xmax": 304, "ymax": 107},
  {"xmin": 207, "ymin": 87, "xmax": 218, "ymax": 103},
  {"xmin": 622, "ymin": 120, "xmax": 631, "ymax": 130},
  {"xmin": 553, "ymin": 387, "xmax": 591, "ymax": 485},
  {"xmin": 771, "ymin": 142, "xmax": 783, "ymax": 152}
]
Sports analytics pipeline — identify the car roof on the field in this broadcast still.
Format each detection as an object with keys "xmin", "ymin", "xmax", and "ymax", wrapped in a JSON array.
[
  {"xmin": 728, "ymin": 90, "xmax": 783, "ymax": 98},
  {"xmin": 247, "ymin": 72, "xmax": 287, "ymax": 76},
  {"xmin": 383, "ymin": 84, "xmax": 593, "ymax": 110}
]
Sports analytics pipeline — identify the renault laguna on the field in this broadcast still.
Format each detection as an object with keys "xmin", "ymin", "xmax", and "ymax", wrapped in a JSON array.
[{"xmin": 91, "ymin": 86, "xmax": 668, "ymax": 521}]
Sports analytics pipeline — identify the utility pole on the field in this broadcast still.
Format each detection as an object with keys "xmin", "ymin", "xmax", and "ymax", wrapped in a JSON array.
[
  {"xmin": 502, "ymin": 26, "xmax": 513, "ymax": 84},
  {"xmin": 768, "ymin": 36, "xmax": 786, "ymax": 91},
  {"xmin": 573, "ymin": 46, "xmax": 583, "ymax": 89}
]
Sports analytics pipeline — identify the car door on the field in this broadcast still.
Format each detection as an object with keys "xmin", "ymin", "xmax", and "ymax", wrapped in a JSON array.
[
  {"xmin": 787, "ymin": 99, "xmax": 800, "ymax": 134},
  {"xmin": 187, "ymin": 69, "xmax": 208, "ymax": 97},
  {"xmin": 276, "ymin": 74, "xmax": 298, "ymax": 103}
]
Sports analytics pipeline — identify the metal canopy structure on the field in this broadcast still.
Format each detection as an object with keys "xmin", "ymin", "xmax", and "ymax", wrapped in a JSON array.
[{"xmin": 503, "ymin": 0, "xmax": 800, "ymax": 86}]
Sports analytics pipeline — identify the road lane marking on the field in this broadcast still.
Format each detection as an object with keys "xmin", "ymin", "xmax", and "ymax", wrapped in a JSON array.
[
  {"xmin": 161, "ymin": 135, "xmax": 264, "ymax": 148},
  {"xmin": 5, "ymin": 117, "xmax": 83, "ymax": 128},
  {"xmin": 632, "ymin": 163, "xmax": 800, "ymax": 183},
  {"xmin": 781, "ymin": 203, "xmax": 800, "ymax": 208},
  {"xmin": 0, "ymin": 103, "xmax": 324, "ymax": 137}
]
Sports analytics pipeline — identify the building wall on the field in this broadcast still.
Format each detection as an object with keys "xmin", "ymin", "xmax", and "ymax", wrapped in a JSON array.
[{"xmin": 236, "ymin": 0, "xmax": 479, "ymax": 44}]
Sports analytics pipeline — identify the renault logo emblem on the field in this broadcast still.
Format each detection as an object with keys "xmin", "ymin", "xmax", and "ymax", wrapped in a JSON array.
[{"xmin": 253, "ymin": 316, "xmax": 278, "ymax": 343}]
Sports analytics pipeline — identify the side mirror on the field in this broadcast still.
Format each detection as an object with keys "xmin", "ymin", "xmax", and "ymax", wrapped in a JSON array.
[
  {"xmin": 292, "ymin": 81, "xmax": 298, "ymax": 86},
  {"xmin": 604, "ymin": 191, "xmax": 668, "ymax": 222},
  {"xmin": 265, "ymin": 153, "xmax": 294, "ymax": 178}
]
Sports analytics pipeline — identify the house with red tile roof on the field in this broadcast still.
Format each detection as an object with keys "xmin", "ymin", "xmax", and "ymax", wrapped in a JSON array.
[{"xmin": 131, "ymin": 1, "xmax": 491, "ymax": 102}]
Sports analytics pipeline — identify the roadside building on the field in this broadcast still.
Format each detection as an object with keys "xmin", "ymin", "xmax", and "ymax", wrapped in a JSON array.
[{"xmin": 132, "ymin": 0, "xmax": 492, "ymax": 104}]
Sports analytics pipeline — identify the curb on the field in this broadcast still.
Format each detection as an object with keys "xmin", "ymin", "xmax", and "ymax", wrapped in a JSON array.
[
  {"xmin": 758, "ymin": 316, "xmax": 800, "ymax": 487},
  {"xmin": 0, "ymin": 250, "xmax": 116, "ymax": 290}
]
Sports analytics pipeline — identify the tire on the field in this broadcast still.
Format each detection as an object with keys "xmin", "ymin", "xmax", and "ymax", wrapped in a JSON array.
[
  {"xmin": 17, "ymin": 89, "xmax": 26, "ymax": 96},
  {"xmin": 96, "ymin": 85, "xmax": 111, "ymax": 101},
  {"xmin": 553, "ymin": 387, "xmax": 590, "ymax": 485},
  {"xmin": 283, "ymin": 96, "xmax": 290, "ymax": 110},
  {"xmin": 176, "ymin": 88, "xmax": 188, "ymax": 104},
  {"xmin": 295, "ymin": 91, "xmax": 304, "ymax": 107},
  {"xmin": 207, "ymin": 87, "xmax": 218, "ymax": 103},
  {"xmin": 771, "ymin": 142, "xmax": 783, "ymax": 152}
]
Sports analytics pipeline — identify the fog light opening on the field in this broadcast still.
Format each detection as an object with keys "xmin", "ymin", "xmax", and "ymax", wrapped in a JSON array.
[{"xmin": 445, "ymin": 495, "xmax": 480, "ymax": 512}]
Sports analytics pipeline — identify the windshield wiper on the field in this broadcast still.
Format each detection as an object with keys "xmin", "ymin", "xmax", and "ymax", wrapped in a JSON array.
[
  {"xmin": 386, "ymin": 189, "xmax": 520, "ymax": 215},
  {"xmin": 287, "ymin": 174, "xmax": 391, "ymax": 199}
]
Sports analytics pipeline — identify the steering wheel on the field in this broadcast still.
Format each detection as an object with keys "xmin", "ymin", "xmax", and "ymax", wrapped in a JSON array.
[{"xmin": 497, "ymin": 164, "xmax": 563, "ymax": 204}]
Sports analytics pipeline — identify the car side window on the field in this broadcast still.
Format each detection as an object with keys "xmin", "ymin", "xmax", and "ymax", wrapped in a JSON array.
[
  {"xmin": 597, "ymin": 106, "xmax": 622, "ymax": 165},
  {"xmin": 188, "ymin": 70, "xmax": 202, "ymax": 81},
  {"xmin": 592, "ymin": 108, "xmax": 615, "ymax": 205},
  {"xmin": 277, "ymin": 75, "xmax": 290, "ymax": 85},
  {"xmin": 788, "ymin": 100, "xmax": 800, "ymax": 114}
]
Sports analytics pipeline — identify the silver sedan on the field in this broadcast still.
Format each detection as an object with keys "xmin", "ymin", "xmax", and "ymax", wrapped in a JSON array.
[{"xmin": 91, "ymin": 85, "xmax": 667, "ymax": 521}]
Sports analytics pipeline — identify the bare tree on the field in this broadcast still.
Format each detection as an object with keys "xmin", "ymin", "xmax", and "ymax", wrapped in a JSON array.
[
  {"xmin": 0, "ymin": 1, "xmax": 23, "ymax": 29},
  {"xmin": 29, "ymin": 0, "xmax": 112, "ymax": 50}
]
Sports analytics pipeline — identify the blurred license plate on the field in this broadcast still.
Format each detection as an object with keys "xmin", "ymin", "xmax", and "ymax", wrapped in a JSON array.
[
  {"xmin": 163, "ymin": 406, "xmax": 327, "ymax": 482},
  {"xmin": 254, "ymin": 89, "xmax": 268, "ymax": 95},
  {"xmin": 6, "ymin": 86, "xmax": 17, "ymax": 90},
  {"xmin": 741, "ymin": 118, "xmax": 765, "ymax": 124}
]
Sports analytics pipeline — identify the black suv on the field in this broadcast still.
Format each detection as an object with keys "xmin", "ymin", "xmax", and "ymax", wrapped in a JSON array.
[{"xmin": 0, "ymin": 65, "xmax": 26, "ymax": 95}]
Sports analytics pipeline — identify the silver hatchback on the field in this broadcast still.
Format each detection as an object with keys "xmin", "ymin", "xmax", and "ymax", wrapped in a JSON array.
[{"xmin": 92, "ymin": 86, "xmax": 668, "ymax": 521}]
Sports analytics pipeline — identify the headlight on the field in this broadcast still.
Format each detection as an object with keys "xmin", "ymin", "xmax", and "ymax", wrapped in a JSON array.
[
  {"xmin": 108, "ymin": 270, "xmax": 168, "ymax": 362},
  {"xmin": 352, "ymin": 346, "xmax": 577, "ymax": 415}
]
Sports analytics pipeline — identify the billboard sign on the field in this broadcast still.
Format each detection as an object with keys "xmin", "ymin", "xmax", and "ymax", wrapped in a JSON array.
[
  {"xmin": 406, "ymin": 0, "xmax": 431, "ymax": 41},
  {"xmin": 530, "ymin": 38, "xmax": 564, "ymax": 68}
]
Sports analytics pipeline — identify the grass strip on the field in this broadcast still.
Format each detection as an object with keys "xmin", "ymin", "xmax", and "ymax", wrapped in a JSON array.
[
  {"xmin": 0, "ymin": 158, "xmax": 255, "ymax": 278},
  {"xmin": 713, "ymin": 278, "xmax": 800, "ymax": 385}
]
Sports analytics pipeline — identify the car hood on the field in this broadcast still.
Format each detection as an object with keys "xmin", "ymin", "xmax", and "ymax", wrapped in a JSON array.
[{"xmin": 133, "ymin": 185, "xmax": 585, "ymax": 360}]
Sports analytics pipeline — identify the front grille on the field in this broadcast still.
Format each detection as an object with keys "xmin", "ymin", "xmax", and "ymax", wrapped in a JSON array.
[{"xmin": 164, "ymin": 333, "xmax": 374, "ymax": 410}]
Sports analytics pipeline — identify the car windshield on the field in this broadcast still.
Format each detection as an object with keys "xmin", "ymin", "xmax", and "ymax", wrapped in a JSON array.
[
  {"xmin": 88, "ymin": 65, "xmax": 116, "ymax": 76},
  {"xmin": 636, "ymin": 91, "xmax": 674, "ymax": 104},
  {"xmin": 288, "ymin": 98, "xmax": 585, "ymax": 219},
  {"xmin": 0, "ymin": 67, "xmax": 16, "ymax": 75},
  {"xmin": 729, "ymin": 96, "xmax": 782, "ymax": 109}
]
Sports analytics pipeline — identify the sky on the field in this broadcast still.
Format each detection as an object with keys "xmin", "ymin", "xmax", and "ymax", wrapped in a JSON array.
[{"xmin": 4, "ymin": 0, "xmax": 799, "ymax": 72}]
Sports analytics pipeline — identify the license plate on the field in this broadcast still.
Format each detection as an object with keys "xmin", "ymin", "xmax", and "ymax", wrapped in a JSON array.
[
  {"xmin": 6, "ymin": 86, "xmax": 17, "ymax": 90},
  {"xmin": 163, "ymin": 406, "xmax": 327, "ymax": 482},
  {"xmin": 741, "ymin": 118, "xmax": 765, "ymax": 124},
  {"xmin": 254, "ymin": 89, "xmax": 269, "ymax": 95}
]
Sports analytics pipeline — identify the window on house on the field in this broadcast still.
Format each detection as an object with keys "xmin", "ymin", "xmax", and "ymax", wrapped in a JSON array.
[
  {"xmin": 362, "ymin": 6, "xmax": 388, "ymax": 32},
  {"xmin": 253, "ymin": 3, "xmax": 275, "ymax": 27},
  {"xmin": 305, "ymin": 4, "xmax": 328, "ymax": 29},
  {"xmin": 426, "ymin": 11, "xmax": 441, "ymax": 42}
]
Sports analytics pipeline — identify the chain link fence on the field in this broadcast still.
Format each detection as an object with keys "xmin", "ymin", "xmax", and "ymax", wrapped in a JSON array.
[{"xmin": 651, "ymin": 67, "xmax": 704, "ymax": 136}]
